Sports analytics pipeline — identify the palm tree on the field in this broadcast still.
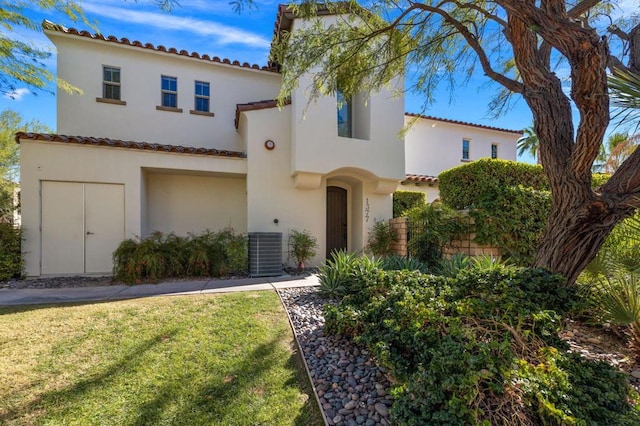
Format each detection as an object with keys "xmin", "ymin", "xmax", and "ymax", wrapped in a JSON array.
[
  {"xmin": 609, "ymin": 69, "xmax": 640, "ymax": 131},
  {"xmin": 516, "ymin": 126, "xmax": 539, "ymax": 164}
]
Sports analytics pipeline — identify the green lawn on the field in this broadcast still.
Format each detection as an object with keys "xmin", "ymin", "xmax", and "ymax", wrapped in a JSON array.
[{"xmin": 0, "ymin": 292, "xmax": 322, "ymax": 425}]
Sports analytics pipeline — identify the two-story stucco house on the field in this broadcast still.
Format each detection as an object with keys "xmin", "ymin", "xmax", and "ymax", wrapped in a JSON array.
[{"xmin": 17, "ymin": 5, "xmax": 521, "ymax": 277}]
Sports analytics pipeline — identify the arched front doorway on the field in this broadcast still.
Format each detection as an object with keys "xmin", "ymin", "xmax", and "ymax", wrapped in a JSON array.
[{"xmin": 326, "ymin": 186, "xmax": 348, "ymax": 257}]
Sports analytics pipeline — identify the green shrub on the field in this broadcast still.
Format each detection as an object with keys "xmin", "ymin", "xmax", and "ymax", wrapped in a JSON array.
[
  {"xmin": 322, "ymin": 265, "xmax": 638, "ymax": 425},
  {"xmin": 592, "ymin": 172, "xmax": 611, "ymax": 188},
  {"xmin": 393, "ymin": 191, "xmax": 426, "ymax": 218},
  {"xmin": 288, "ymin": 229, "xmax": 318, "ymax": 269},
  {"xmin": 470, "ymin": 184, "xmax": 551, "ymax": 266},
  {"xmin": 366, "ymin": 220, "xmax": 398, "ymax": 257},
  {"xmin": 0, "ymin": 223, "xmax": 22, "ymax": 280},
  {"xmin": 438, "ymin": 159, "xmax": 548, "ymax": 210},
  {"xmin": 113, "ymin": 229, "xmax": 247, "ymax": 284},
  {"xmin": 405, "ymin": 204, "xmax": 468, "ymax": 268}
]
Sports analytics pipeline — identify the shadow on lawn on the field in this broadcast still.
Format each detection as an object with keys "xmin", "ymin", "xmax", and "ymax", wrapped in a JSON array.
[
  {"xmin": 129, "ymin": 337, "xmax": 322, "ymax": 426},
  {"xmin": 0, "ymin": 328, "xmax": 179, "ymax": 424}
]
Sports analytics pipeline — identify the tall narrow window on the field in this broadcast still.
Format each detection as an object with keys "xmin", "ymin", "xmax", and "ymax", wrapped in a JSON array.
[
  {"xmin": 161, "ymin": 76, "xmax": 178, "ymax": 108},
  {"xmin": 462, "ymin": 139, "xmax": 470, "ymax": 160},
  {"xmin": 337, "ymin": 89, "xmax": 352, "ymax": 138},
  {"xmin": 194, "ymin": 81, "xmax": 210, "ymax": 112},
  {"xmin": 491, "ymin": 143, "xmax": 498, "ymax": 159},
  {"xmin": 103, "ymin": 66, "xmax": 121, "ymax": 100}
]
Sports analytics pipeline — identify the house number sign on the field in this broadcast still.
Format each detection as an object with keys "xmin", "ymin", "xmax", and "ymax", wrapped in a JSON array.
[{"xmin": 365, "ymin": 198, "xmax": 370, "ymax": 223}]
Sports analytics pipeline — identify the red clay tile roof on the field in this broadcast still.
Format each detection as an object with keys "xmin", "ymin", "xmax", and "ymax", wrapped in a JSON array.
[
  {"xmin": 235, "ymin": 99, "xmax": 291, "ymax": 129},
  {"xmin": 405, "ymin": 113, "xmax": 523, "ymax": 135},
  {"xmin": 403, "ymin": 174, "xmax": 439, "ymax": 184},
  {"xmin": 42, "ymin": 20, "xmax": 278, "ymax": 74},
  {"xmin": 15, "ymin": 132, "xmax": 246, "ymax": 158}
]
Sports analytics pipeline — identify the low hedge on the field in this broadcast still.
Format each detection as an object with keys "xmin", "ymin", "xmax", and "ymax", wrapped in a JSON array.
[
  {"xmin": 323, "ymin": 263, "xmax": 639, "ymax": 425},
  {"xmin": 113, "ymin": 229, "xmax": 247, "ymax": 284}
]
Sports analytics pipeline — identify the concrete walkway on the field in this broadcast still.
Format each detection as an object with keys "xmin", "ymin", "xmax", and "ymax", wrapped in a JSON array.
[{"xmin": 0, "ymin": 274, "xmax": 320, "ymax": 306}]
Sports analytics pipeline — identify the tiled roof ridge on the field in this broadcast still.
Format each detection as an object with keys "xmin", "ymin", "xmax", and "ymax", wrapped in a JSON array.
[
  {"xmin": 235, "ymin": 98, "xmax": 291, "ymax": 129},
  {"xmin": 42, "ymin": 20, "xmax": 278, "ymax": 74},
  {"xmin": 406, "ymin": 112, "xmax": 523, "ymax": 135},
  {"xmin": 15, "ymin": 132, "xmax": 246, "ymax": 159},
  {"xmin": 404, "ymin": 174, "xmax": 439, "ymax": 183}
]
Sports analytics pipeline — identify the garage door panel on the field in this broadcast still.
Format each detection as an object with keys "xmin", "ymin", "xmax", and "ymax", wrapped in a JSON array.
[
  {"xmin": 85, "ymin": 184, "xmax": 125, "ymax": 274},
  {"xmin": 41, "ymin": 181, "xmax": 84, "ymax": 275}
]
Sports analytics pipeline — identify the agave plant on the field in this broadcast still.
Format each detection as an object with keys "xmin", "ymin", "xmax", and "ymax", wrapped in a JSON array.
[
  {"xmin": 596, "ymin": 274, "xmax": 640, "ymax": 360},
  {"xmin": 582, "ymin": 214, "xmax": 640, "ymax": 358}
]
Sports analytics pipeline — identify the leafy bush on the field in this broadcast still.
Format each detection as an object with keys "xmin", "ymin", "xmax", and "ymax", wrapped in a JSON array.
[
  {"xmin": 288, "ymin": 229, "xmax": 318, "ymax": 269},
  {"xmin": 438, "ymin": 159, "xmax": 548, "ymax": 210},
  {"xmin": 323, "ymin": 265, "xmax": 638, "ymax": 425},
  {"xmin": 393, "ymin": 191, "xmax": 426, "ymax": 218},
  {"xmin": 592, "ymin": 172, "xmax": 611, "ymax": 188},
  {"xmin": 366, "ymin": 220, "xmax": 398, "ymax": 257},
  {"xmin": 470, "ymin": 184, "xmax": 551, "ymax": 266},
  {"xmin": 405, "ymin": 204, "xmax": 468, "ymax": 268},
  {"xmin": 113, "ymin": 229, "xmax": 247, "ymax": 284},
  {"xmin": 0, "ymin": 223, "xmax": 22, "ymax": 280}
]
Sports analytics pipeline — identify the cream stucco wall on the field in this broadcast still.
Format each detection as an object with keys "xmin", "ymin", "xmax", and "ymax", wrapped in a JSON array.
[
  {"xmin": 20, "ymin": 139, "xmax": 246, "ymax": 277},
  {"xmin": 145, "ymin": 172, "xmax": 247, "ymax": 236},
  {"xmin": 48, "ymin": 31, "xmax": 281, "ymax": 151},
  {"xmin": 404, "ymin": 116, "xmax": 520, "ymax": 178},
  {"xmin": 242, "ymin": 106, "xmax": 394, "ymax": 268},
  {"xmin": 288, "ymin": 16, "xmax": 406, "ymax": 181}
]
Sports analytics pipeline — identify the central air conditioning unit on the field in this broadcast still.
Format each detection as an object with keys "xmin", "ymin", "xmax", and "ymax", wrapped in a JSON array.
[{"xmin": 248, "ymin": 232, "xmax": 283, "ymax": 277}]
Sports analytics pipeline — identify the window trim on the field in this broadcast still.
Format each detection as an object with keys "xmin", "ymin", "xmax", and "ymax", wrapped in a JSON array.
[
  {"xmin": 337, "ymin": 88, "xmax": 352, "ymax": 138},
  {"xmin": 160, "ymin": 75, "xmax": 178, "ymax": 109},
  {"xmin": 100, "ymin": 65, "xmax": 123, "ymax": 103},
  {"xmin": 491, "ymin": 143, "xmax": 498, "ymax": 159},
  {"xmin": 194, "ymin": 80, "xmax": 210, "ymax": 113},
  {"xmin": 462, "ymin": 138, "xmax": 471, "ymax": 161}
]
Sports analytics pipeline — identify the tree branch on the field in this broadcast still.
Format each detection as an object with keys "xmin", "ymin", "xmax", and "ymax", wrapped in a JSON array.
[{"xmin": 409, "ymin": 1, "xmax": 523, "ymax": 94}]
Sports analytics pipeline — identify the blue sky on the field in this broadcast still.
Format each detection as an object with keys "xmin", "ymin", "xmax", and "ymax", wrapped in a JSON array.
[{"xmin": 2, "ymin": 0, "xmax": 637, "ymax": 164}]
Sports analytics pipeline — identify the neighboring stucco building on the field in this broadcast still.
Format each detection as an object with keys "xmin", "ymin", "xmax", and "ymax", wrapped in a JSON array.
[
  {"xmin": 399, "ymin": 113, "xmax": 521, "ymax": 203},
  {"xmin": 17, "ymin": 5, "xmax": 521, "ymax": 277}
]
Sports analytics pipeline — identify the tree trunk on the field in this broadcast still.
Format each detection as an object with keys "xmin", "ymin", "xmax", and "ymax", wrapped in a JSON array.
[{"xmin": 505, "ymin": 7, "xmax": 629, "ymax": 285}]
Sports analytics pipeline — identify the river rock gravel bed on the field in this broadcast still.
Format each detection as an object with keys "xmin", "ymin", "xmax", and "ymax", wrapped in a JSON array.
[{"xmin": 279, "ymin": 287, "xmax": 394, "ymax": 426}]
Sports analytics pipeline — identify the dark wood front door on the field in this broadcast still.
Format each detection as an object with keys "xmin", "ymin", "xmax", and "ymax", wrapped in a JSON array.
[{"xmin": 326, "ymin": 186, "xmax": 348, "ymax": 257}]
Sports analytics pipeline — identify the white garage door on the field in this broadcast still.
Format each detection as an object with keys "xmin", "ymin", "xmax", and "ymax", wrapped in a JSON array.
[{"xmin": 41, "ymin": 181, "xmax": 125, "ymax": 275}]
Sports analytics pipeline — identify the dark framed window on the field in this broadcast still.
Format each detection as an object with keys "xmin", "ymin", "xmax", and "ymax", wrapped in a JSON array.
[
  {"xmin": 337, "ymin": 89, "xmax": 352, "ymax": 138},
  {"xmin": 491, "ymin": 143, "xmax": 498, "ymax": 159},
  {"xmin": 103, "ymin": 66, "xmax": 121, "ymax": 100},
  {"xmin": 194, "ymin": 81, "xmax": 210, "ymax": 112},
  {"xmin": 161, "ymin": 75, "xmax": 178, "ymax": 108},
  {"xmin": 462, "ymin": 139, "xmax": 470, "ymax": 160}
]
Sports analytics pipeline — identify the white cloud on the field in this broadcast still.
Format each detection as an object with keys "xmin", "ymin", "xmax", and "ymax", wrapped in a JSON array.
[
  {"xmin": 4, "ymin": 88, "xmax": 30, "ymax": 100},
  {"xmin": 82, "ymin": 2, "xmax": 271, "ymax": 48}
]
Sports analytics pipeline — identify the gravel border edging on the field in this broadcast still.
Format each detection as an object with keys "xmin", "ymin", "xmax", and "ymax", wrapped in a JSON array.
[{"xmin": 274, "ymin": 285, "xmax": 330, "ymax": 426}]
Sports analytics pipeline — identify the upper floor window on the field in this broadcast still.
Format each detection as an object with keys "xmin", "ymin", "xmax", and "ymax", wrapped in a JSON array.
[
  {"xmin": 462, "ymin": 138, "xmax": 470, "ymax": 160},
  {"xmin": 103, "ymin": 66, "xmax": 121, "ymax": 100},
  {"xmin": 194, "ymin": 81, "xmax": 210, "ymax": 112},
  {"xmin": 161, "ymin": 76, "xmax": 178, "ymax": 108},
  {"xmin": 491, "ymin": 143, "xmax": 498, "ymax": 159},
  {"xmin": 337, "ymin": 89, "xmax": 352, "ymax": 138}
]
